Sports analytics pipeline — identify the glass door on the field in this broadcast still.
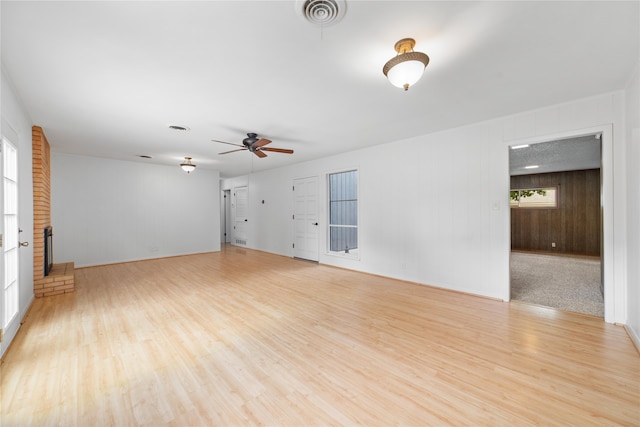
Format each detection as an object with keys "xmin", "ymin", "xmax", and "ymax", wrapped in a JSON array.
[{"xmin": 2, "ymin": 137, "xmax": 19, "ymax": 337}]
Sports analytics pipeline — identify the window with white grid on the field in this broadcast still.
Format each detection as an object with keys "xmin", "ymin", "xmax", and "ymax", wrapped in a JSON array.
[{"xmin": 328, "ymin": 170, "xmax": 358, "ymax": 256}]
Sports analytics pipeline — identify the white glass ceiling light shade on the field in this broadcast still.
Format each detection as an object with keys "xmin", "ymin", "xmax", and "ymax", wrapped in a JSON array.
[
  {"xmin": 180, "ymin": 157, "xmax": 196, "ymax": 173},
  {"xmin": 383, "ymin": 38, "xmax": 430, "ymax": 91}
]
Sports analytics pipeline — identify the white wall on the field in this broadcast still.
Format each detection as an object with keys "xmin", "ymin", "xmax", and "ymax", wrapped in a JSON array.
[
  {"xmin": 222, "ymin": 91, "xmax": 629, "ymax": 323},
  {"xmin": 52, "ymin": 153, "xmax": 220, "ymax": 267},
  {"xmin": 625, "ymin": 62, "xmax": 640, "ymax": 346},
  {"xmin": 1, "ymin": 67, "xmax": 34, "ymax": 357}
]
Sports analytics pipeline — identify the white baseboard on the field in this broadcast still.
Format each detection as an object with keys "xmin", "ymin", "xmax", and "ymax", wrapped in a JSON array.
[{"xmin": 624, "ymin": 325, "xmax": 640, "ymax": 354}]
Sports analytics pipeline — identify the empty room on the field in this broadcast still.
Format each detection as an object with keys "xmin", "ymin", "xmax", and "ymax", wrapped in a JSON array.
[{"xmin": 1, "ymin": 1, "xmax": 639, "ymax": 425}]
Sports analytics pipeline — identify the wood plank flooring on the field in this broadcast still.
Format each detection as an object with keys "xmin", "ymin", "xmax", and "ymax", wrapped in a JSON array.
[{"xmin": 2, "ymin": 245, "xmax": 639, "ymax": 426}]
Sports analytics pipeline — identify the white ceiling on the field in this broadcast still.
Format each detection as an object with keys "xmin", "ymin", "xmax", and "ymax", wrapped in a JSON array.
[{"xmin": 2, "ymin": 1, "xmax": 638, "ymax": 178}]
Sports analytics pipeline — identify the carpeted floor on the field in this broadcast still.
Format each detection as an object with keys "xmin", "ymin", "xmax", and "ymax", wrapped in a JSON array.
[{"xmin": 510, "ymin": 252, "xmax": 603, "ymax": 317}]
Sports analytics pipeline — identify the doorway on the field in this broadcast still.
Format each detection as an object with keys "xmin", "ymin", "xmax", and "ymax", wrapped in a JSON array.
[
  {"xmin": 293, "ymin": 176, "xmax": 319, "ymax": 262},
  {"xmin": 233, "ymin": 186, "xmax": 248, "ymax": 246},
  {"xmin": 1, "ymin": 137, "xmax": 20, "ymax": 353},
  {"xmin": 221, "ymin": 189, "xmax": 231, "ymax": 244},
  {"xmin": 509, "ymin": 134, "xmax": 603, "ymax": 317}
]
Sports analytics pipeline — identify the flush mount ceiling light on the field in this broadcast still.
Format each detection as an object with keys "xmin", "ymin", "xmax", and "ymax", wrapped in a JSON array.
[
  {"xmin": 383, "ymin": 38, "xmax": 430, "ymax": 91},
  {"xmin": 180, "ymin": 157, "xmax": 196, "ymax": 173}
]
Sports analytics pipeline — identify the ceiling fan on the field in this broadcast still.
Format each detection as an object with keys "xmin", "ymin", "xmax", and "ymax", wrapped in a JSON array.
[{"xmin": 212, "ymin": 133, "xmax": 294, "ymax": 158}]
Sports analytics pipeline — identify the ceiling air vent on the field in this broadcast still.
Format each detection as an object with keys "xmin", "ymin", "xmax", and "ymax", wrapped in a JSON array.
[
  {"xmin": 168, "ymin": 125, "xmax": 190, "ymax": 131},
  {"xmin": 297, "ymin": 0, "xmax": 346, "ymax": 27}
]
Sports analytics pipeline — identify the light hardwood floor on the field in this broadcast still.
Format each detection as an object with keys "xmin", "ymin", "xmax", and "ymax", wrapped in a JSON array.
[{"xmin": 2, "ymin": 245, "xmax": 639, "ymax": 426}]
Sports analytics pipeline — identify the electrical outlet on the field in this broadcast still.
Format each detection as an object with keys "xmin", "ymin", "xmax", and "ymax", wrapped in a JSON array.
[{"xmin": 551, "ymin": 242, "xmax": 556, "ymax": 248}]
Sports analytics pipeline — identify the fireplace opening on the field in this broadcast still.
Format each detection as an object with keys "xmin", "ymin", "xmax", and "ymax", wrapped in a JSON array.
[{"xmin": 44, "ymin": 226, "xmax": 53, "ymax": 276}]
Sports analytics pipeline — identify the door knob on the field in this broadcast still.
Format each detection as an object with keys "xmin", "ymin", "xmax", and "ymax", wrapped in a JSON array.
[
  {"xmin": 19, "ymin": 241, "xmax": 29, "ymax": 247},
  {"xmin": 313, "ymin": 222, "xmax": 318, "ymax": 226}
]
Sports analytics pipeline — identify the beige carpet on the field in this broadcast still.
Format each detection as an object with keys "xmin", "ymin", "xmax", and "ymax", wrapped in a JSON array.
[{"xmin": 510, "ymin": 252, "xmax": 603, "ymax": 317}]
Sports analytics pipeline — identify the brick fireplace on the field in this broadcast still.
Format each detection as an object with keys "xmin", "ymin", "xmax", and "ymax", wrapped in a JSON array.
[{"xmin": 32, "ymin": 126, "xmax": 74, "ymax": 297}]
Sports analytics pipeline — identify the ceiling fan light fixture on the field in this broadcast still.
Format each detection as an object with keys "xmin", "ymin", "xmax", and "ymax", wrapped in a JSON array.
[
  {"xmin": 180, "ymin": 157, "xmax": 196, "ymax": 173},
  {"xmin": 383, "ymin": 38, "xmax": 430, "ymax": 91},
  {"xmin": 213, "ymin": 133, "xmax": 294, "ymax": 158}
]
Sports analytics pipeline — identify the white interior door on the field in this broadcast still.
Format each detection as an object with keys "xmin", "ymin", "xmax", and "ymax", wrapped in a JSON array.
[
  {"xmin": 293, "ymin": 176, "xmax": 319, "ymax": 261},
  {"xmin": 1, "ymin": 138, "xmax": 19, "ymax": 348},
  {"xmin": 233, "ymin": 186, "xmax": 248, "ymax": 246},
  {"xmin": 224, "ymin": 190, "xmax": 231, "ymax": 243}
]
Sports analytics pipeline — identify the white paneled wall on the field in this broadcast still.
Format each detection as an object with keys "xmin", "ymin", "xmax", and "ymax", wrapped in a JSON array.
[
  {"xmin": 625, "ymin": 63, "xmax": 640, "ymax": 346},
  {"xmin": 222, "ymin": 90, "xmax": 631, "ymax": 325},
  {"xmin": 52, "ymin": 153, "xmax": 220, "ymax": 267}
]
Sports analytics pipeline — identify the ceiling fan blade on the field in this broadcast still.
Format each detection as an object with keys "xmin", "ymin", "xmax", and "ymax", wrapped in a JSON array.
[
  {"xmin": 252, "ymin": 138, "xmax": 272, "ymax": 148},
  {"xmin": 212, "ymin": 139, "xmax": 244, "ymax": 147},
  {"xmin": 219, "ymin": 148, "xmax": 247, "ymax": 155},
  {"xmin": 253, "ymin": 150, "xmax": 267, "ymax": 158},
  {"xmin": 261, "ymin": 147, "xmax": 294, "ymax": 154}
]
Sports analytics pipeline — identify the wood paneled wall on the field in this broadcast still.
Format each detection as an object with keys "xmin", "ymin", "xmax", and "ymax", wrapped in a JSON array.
[{"xmin": 510, "ymin": 169, "xmax": 600, "ymax": 256}]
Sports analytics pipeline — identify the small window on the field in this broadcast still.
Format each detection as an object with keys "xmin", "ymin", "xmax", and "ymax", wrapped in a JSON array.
[
  {"xmin": 328, "ymin": 170, "xmax": 358, "ymax": 256},
  {"xmin": 510, "ymin": 187, "xmax": 558, "ymax": 208}
]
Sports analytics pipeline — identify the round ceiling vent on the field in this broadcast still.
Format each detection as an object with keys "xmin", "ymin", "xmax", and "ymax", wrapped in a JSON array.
[{"xmin": 297, "ymin": 0, "xmax": 346, "ymax": 27}]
